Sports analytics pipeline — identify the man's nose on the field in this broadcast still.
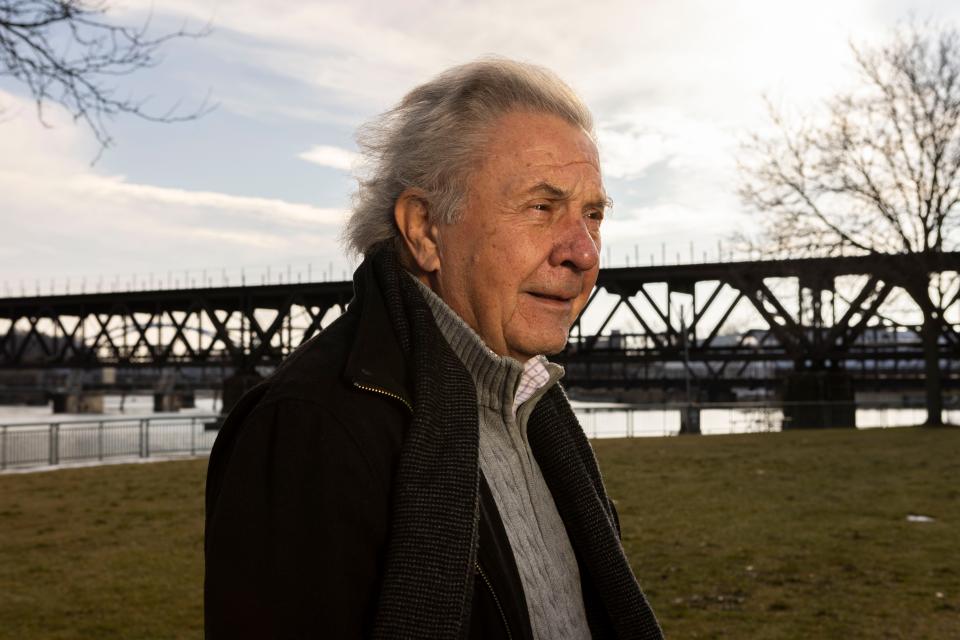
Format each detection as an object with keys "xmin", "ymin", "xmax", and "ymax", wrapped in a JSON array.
[{"xmin": 549, "ymin": 214, "xmax": 600, "ymax": 272}]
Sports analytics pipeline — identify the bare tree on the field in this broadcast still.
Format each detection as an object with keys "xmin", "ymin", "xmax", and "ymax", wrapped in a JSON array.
[
  {"xmin": 739, "ymin": 23, "xmax": 960, "ymax": 426},
  {"xmin": 0, "ymin": 0, "xmax": 211, "ymax": 157}
]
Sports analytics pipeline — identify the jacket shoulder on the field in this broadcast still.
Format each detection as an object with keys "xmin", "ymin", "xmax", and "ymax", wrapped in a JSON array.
[
  {"xmin": 206, "ymin": 308, "xmax": 407, "ymax": 516},
  {"xmin": 264, "ymin": 306, "xmax": 358, "ymax": 401}
]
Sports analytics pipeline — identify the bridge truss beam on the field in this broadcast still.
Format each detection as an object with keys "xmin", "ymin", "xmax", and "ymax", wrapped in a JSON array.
[
  {"xmin": 3, "ymin": 252, "xmax": 960, "ymax": 395},
  {"xmin": 557, "ymin": 252, "xmax": 960, "ymax": 394},
  {"xmin": 0, "ymin": 283, "xmax": 353, "ymax": 370}
]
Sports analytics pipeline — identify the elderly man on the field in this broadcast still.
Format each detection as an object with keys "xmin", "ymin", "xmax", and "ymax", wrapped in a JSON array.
[{"xmin": 205, "ymin": 59, "xmax": 662, "ymax": 639}]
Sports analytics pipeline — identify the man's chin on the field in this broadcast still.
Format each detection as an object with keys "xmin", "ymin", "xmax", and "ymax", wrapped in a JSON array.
[{"xmin": 508, "ymin": 332, "xmax": 570, "ymax": 360}]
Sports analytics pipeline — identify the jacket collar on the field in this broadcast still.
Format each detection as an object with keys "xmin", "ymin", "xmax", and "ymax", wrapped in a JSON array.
[{"xmin": 342, "ymin": 252, "xmax": 413, "ymax": 411}]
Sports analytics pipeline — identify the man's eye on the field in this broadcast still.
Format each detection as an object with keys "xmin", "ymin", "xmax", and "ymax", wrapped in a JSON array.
[
  {"xmin": 532, "ymin": 203, "xmax": 551, "ymax": 212},
  {"xmin": 586, "ymin": 210, "xmax": 604, "ymax": 222}
]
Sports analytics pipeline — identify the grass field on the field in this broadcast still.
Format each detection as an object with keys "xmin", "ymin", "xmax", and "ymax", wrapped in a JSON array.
[{"xmin": 0, "ymin": 427, "xmax": 957, "ymax": 639}]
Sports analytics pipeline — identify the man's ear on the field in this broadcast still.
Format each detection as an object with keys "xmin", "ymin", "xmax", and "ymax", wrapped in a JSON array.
[{"xmin": 394, "ymin": 188, "xmax": 441, "ymax": 273}]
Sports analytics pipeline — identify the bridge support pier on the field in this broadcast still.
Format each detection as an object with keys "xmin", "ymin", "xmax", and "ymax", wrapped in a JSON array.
[
  {"xmin": 179, "ymin": 392, "xmax": 195, "ymax": 409},
  {"xmin": 679, "ymin": 405, "xmax": 701, "ymax": 435},
  {"xmin": 153, "ymin": 392, "xmax": 194, "ymax": 412},
  {"xmin": 51, "ymin": 392, "xmax": 104, "ymax": 414},
  {"xmin": 782, "ymin": 372, "xmax": 855, "ymax": 429}
]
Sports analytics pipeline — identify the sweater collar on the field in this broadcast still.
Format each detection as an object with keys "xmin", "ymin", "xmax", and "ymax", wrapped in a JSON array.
[{"xmin": 409, "ymin": 275, "xmax": 563, "ymax": 418}]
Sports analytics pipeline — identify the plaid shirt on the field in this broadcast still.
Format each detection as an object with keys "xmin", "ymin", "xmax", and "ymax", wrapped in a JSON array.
[{"xmin": 512, "ymin": 355, "xmax": 553, "ymax": 416}]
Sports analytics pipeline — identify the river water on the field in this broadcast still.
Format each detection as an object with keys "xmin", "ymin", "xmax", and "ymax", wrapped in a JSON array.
[{"xmin": 568, "ymin": 402, "xmax": 956, "ymax": 437}]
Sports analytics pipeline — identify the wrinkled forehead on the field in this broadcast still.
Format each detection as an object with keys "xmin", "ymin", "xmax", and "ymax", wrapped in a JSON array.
[
  {"xmin": 500, "ymin": 158, "xmax": 606, "ymax": 203},
  {"xmin": 514, "ymin": 137, "xmax": 601, "ymax": 170},
  {"xmin": 507, "ymin": 147, "xmax": 605, "ymax": 202},
  {"xmin": 480, "ymin": 112, "xmax": 605, "ymax": 196}
]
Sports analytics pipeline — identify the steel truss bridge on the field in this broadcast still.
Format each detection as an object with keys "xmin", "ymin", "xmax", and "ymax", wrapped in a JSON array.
[
  {"xmin": 2, "ymin": 253, "xmax": 960, "ymax": 398},
  {"xmin": 561, "ymin": 253, "xmax": 960, "ymax": 397}
]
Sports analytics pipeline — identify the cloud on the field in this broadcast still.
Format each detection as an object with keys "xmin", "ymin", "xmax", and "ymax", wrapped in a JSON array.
[
  {"xmin": 11, "ymin": 0, "xmax": 960, "ymax": 290},
  {"xmin": 597, "ymin": 127, "xmax": 671, "ymax": 181},
  {"xmin": 121, "ymin": 0, "xmax": 913, "ymax": 118},
  {"xmin": 69, "ymin": 173, "xmax": 347, "ymax": 227},
  {"xmin": 0, "ymin": 89, "xmax": 351, "ymax": 286},
  {"xmin": 298, "ymin": 144, "xmax": 360, "ymax": 171},
  {"xmin": 596, "ymin": 105, "xmax": 741, "ymax": 179},
  {"xmin": 0, "ymin": 166, "xmax": 350, "ymax": 282},
  {"xmin": 176, "ymin": 227, "xmax": 289, "ymax": 249}
]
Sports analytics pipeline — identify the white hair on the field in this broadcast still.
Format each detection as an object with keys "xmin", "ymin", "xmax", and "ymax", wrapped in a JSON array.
[{"xmin": 343, "ymin": 57, "xmax": 595, "ymax": 257}]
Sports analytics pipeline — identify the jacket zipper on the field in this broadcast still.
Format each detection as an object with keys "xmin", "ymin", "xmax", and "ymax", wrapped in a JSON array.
[
  {"xmin": 356, "ymin": 382, "xmax": 509, "ymax": 637},
  {"xmin": 475, "ymin": 561, "xmax": 513, "ymax": 640},
  {"xmin": 352, "ymin": 381, "xmax": 413, "ymax": 413}
]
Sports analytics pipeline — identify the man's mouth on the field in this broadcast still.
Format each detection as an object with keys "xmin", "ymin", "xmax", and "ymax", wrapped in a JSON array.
[{"xmin": 526, "ymin": 291, "xmax": 577, "ymax": 304}]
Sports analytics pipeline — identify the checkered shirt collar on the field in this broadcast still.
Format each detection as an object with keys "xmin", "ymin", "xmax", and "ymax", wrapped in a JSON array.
[{"xmin": 512, "ymin": 355, "xmax": 553, "ymax": 415}]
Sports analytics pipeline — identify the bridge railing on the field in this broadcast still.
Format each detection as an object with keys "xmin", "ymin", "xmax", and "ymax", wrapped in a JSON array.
[{"xmin": 0, "ymin": 415, "xmax": 220, "ymax": 471}]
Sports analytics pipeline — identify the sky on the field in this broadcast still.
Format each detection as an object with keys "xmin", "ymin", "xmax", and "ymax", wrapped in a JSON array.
[{"xmin": 3, "ymin": 0, "xmax": 960, "ymax": 297}]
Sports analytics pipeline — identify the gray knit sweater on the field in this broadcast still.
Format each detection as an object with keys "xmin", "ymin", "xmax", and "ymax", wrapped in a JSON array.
[{"xmin": 415, "ymin": 278, "xmax": 592, "ymax": 640}]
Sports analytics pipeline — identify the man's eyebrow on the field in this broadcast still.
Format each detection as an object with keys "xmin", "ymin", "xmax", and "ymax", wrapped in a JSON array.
[
  {"xmin": 527, "ymin": 181, "xmax": 568, "ymax": 199},
  {"xmin": 526, "ymin": 181, "xmax": 613, "ymax": 209},
  {"xmin": 591, "ymin": 195, "xmax": 614, "ymax": 211}
]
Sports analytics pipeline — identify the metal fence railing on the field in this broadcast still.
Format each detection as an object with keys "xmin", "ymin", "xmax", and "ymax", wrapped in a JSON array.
[
  {"xmin": 2, "ymin": 402, "xmax": 952, "ymax": 471},
  {"xmin": 0, "ymin": 415, "xmax": 220, "ymax": 471}
]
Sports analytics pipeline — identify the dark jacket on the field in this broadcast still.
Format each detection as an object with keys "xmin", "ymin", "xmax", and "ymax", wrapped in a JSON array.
[{"xmin": 204, "ymin": 249, "xmax": 661, "ymax": 639}]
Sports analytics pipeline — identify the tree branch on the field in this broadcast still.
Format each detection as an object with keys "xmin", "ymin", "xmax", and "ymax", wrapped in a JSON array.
[
  {"xmin": 0, "ymin": 0, "xmax": 214, "ymax": 158},
  {"xmin": 739, "ymin": 22, "xmax": 960, "ymax": 261}
]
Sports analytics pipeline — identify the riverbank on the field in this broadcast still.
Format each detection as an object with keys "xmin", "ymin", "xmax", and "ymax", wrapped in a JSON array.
[{"xmin": 0, "ymin": 427, "xmax": 956, "ymax": 638}]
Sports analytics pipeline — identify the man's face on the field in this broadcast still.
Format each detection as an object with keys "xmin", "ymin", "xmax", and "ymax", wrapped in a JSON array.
[{"xmin": 432, "ymin": 110, "xmax": 604, "ymax": 362}]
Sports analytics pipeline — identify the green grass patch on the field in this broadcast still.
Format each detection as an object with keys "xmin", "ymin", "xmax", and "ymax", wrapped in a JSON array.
[
  {"xmin": 595, "ymin": 427, "xmax": 960, "ymax": 639},
  {"xmin": 0, "ymin": 460, "xmax": 207, "ymax": 640},
  {"xmin": 1, "ymin": 427, "xmax": 957, "ymax": 638}
]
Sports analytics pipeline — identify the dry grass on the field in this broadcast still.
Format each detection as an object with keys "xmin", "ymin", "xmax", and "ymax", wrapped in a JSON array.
[
  {"xmin": 1, "ymin": 427, "xmax": 957, "ymax": 638},
  {"xmin": 0, "ymin": 459, "xmax": 207, "ymax": 640},
  {"xmin": 596, "ymin": 427, "xmax": 960, "ymax": 639}
]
